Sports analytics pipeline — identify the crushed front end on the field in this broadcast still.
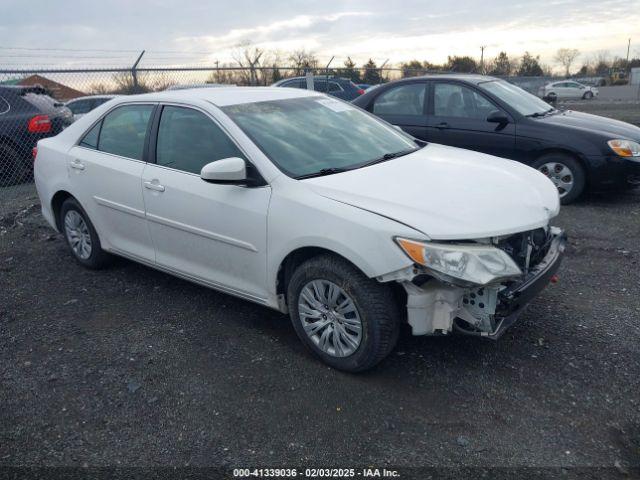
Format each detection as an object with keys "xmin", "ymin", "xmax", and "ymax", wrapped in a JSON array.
[{"xmin": 393, "ymin": 226, "xmax": 566, "ymax": 338}]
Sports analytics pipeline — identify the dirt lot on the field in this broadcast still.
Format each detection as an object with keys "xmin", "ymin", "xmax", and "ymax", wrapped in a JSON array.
[{"xmin": 1, "ymin": 102, "xmax": 640, "ymax": 477}]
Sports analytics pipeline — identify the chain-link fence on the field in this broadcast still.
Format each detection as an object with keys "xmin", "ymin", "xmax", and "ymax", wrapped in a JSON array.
[{"xmin": 0, "ymin": 63, "xmax": 628, "ymax": 224}]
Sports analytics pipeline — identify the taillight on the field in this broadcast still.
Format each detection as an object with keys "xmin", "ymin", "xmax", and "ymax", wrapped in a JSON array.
[
  {"xmin": 28, "ymin": 114, "xmax": 52, "ymax": 133},
  {"xmin": 357, "ymin": 89, "xmax": 365, "ymax": 95},
  {"xmin": 32, "ymin": 146, "xmax": 38, "ymax": 160}
]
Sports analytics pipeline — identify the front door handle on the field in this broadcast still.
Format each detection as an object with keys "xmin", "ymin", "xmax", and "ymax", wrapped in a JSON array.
[
  {"xmin": 144, "ymin": 181, "xmax": 165, "ymax": 192},
  {"xmin": 69, "ymin": 159, "xmax": 85, "ymax": 170},
  {"xmin": 435, "ymin": 122, "xmax": 450, "ymax": 129}
]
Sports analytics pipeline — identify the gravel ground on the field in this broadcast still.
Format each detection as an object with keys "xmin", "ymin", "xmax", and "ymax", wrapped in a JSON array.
[
  {"xmin": 2, "ymin": 101, "xmax": 640, "ymax": 477},
  {"xmin": 1, "ymin": 186, "xmax": 639, "ymax": 476}
]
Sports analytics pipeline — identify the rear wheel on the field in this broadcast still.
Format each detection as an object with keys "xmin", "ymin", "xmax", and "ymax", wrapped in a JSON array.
[
  {"xmin": 59, "ymin": 197, "xmax": 112, "ymax": 269},
  {"xmin": 287, "ymin": 254, "xmax": 400, "ymax": 372},
  {"xmin": 0, "ymin": 143, "xmax": 27, "ymax": 187},
  {"xmin": 533, "ymin": 153, "xmax": 586, "ymax": 204}
]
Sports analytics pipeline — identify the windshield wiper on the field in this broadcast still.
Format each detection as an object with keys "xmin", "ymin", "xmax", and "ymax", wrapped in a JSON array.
[
  {"xmin": 296, "ymin": 167, "xmax": 352, "ymax": 180},
  {"xmin": 360, "ymin": 148, "xmax": 418, "ymax": 168},
  {"xmin": 527, "ymin": 107, "xmax": 556, "ymax": 118}
]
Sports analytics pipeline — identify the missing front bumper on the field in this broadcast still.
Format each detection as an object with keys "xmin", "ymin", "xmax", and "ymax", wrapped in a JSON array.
[{"xmin": 404, "ymin": 229, "xmax": 566, "ymax": 337}]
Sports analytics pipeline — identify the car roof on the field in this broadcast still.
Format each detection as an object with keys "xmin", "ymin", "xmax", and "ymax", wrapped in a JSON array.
[
  {"xmin": 114, "ymin": 86, "xmax": 322, "ymax": 107},
  {"xmin": 392, "ymin": 74, "xmax": 501, "ymax": 84},
  {"xmin": 275, "ymin": 76, "xmax": 352, "ymax": 83}
]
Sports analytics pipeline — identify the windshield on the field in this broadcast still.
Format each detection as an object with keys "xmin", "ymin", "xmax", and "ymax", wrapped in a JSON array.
[
  {"xmin": 222, "ymin": 96, "xmax": 417, "ymax": 178},
  {"xmin": 479, "ymin": 80, "xmax": 553, "ymax": 116}
]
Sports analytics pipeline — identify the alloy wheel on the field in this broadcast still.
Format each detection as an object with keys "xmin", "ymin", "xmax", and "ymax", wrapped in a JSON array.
[
  {"xmin": 538, "ymin": 162, "xmax": 574, "ymax": 198},
  {"xmin": 64, "ymin": 210, "xmax": 92, "ymax": 260},
  {"xmin": 298, "ymin": 279, "xmax": 362, "ymax": 358}
]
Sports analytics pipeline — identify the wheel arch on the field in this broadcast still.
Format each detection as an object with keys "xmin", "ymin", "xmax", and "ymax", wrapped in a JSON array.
[
  {"xmin": 276, "ymin": 246, "xmax": 365, "ymax": 299},
  {"xmin": 275, "ymin": 245, "xmax": 408, "ymax": 320},
  {"xmin": 51, "ymin": 190, "xmax": 76, "ymax": 231},
  {"xmin": 534, "ymin": 148, "xmax": 589, "ymax": 182}
]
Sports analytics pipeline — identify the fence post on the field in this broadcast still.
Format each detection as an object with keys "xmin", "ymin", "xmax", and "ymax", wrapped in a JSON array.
[{"xmin": 131, "ymin": 50, "xmax": 145, "ymax": 92}]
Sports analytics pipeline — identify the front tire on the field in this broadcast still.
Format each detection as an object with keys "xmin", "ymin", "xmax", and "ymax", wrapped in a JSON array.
[
  {"xmin": 59, "ymin": 197, "xmax": 112, "ymax": 269},
  {"xmin": 583, "ymin": 91, "xmax": 594, "ymax": 100},
  {"xmin": 533, "ymin": 153, "xmax": 586, "ymax": 204},
  {"xmin": 287, "ymin": 254, "xmax": 400, "ymax": 372}
]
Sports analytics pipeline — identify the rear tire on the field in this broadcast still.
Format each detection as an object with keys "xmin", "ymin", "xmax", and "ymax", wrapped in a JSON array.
[
  {"xmin": 59, "ymin": 197, "xmax": 112, "ymax": 269},
  {"xmin": 287, "ymin": 254, "xmax": 400, "ymax": 372},
  {"xmin": 0, "ymin": 143, "xmax": 28, "ymax": 187},
  {"xmin": 532, "ymin": 153, "xmax": 586, "ymax": 204}
]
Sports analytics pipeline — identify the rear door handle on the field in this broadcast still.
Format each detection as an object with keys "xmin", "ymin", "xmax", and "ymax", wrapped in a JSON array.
[
  {"xmin": 69, "ymin": 159, "xmax": 85, "ymax": 170},
  {"xmin": 144, "ymin": 181, "xmax": 165, "ymax": 192},
  {"xmin": 435, "ymin": 122, "xmax": 450, "ymax": 129}
]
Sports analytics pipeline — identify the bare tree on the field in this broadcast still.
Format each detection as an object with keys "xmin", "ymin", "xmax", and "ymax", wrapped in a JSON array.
[
  {"xmin": 554, "ymin": 48, "xmax": 580, "ymax": 77},
  {"xmin": 232, "ymin": 42, "xmax": 265, "ymax": 86},
  {"xmin": 288, "ymin": 49, "xmax": 318, "ymax": 75}
]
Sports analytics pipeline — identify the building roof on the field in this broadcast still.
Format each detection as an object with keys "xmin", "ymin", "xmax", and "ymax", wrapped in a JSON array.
[{"xmin": 18, "ymin": 75, "xmax": 86, "ymax": 101}]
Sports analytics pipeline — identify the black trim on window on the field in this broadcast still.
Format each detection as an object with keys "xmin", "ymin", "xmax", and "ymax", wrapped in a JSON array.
[
  {"xmin": 150, "ymin": 103, "xmax": 267, "ymax": 187},
  {"xmin": 144, "ymin": 104, "xmax": 161, "ymax": 164}
]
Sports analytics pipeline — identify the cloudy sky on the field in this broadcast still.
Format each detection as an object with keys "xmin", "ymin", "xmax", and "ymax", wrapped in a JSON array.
[{"xmin": 1, "ymin": 0, "xmax": 638, "ymax": 71}]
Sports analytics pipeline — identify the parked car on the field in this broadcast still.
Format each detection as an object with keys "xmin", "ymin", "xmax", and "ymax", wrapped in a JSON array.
[
  {"xmin": 0, "ymin": 85, "xmax": 72, "ymax": 186},
  {"xmin": 353, "ymin": 74, "xmax": 640, "ymax": 203},
  {"xmin": 34, "ymin": 87, "xmax": 565, "ymax": 372},
  {"xmin": 539, "ymin": 80, "xmax": 599, "ymax": 101},
  {"xmin": 66, "ymin": 95, "xmax": 119, "ymax": 122},
  {"xmin": 272, "ymin": 76, "xmax": 365, "ymax": 101}
]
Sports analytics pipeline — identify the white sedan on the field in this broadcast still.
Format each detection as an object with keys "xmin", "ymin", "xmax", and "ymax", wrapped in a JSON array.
[
  {"xmin": 34, "ymin": 87, "xmax": 565, "ymax": 372},
  {"xmin": 539, "ymin": 81, "xmax": 599, "ymax": 100}
]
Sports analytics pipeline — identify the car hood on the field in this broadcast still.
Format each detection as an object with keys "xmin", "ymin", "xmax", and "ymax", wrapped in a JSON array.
[
  {"xmin": 303, "ymin": 144, "xmax": 560, "ymax": 240},
  {"xmin": 536, "ymin": 110, "xmax": 640, "ymax": 140}
]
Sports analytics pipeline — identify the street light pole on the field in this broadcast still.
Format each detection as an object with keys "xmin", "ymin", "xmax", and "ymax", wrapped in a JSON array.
[{"xmin": 480, "ymin": 46, "xmax": 486, "ymax": 74}]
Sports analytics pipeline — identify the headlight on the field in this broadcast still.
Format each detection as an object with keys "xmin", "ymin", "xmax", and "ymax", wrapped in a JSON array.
[
  {"xmin": 608, "ymin": 139, "xmax": 640, "ymax": 158},
  {"xmin": 396, "ymin": 238, "xmax": 522, "ymax": 286}
]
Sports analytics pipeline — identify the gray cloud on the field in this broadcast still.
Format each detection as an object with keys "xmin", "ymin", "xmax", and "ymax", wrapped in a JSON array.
[{"xmin": 0, "ymin": 0, "xmax": 638, "ymax": 68}]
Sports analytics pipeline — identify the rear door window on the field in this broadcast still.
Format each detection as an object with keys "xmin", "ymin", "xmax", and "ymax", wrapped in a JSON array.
[
  {"xmin": 67, "ymin": 99, "xmax": 94, "ymax": 115},
  {"xmin": 97, "ymin": 104, "xmax": 153, "ymax": 160},
  {"xmin": 282, "ymin": 79, "xmax": 304, "ymax": 89},
  {"xmin": 80, "ymin": 122, "xmax": 101, "ymax": 149}
]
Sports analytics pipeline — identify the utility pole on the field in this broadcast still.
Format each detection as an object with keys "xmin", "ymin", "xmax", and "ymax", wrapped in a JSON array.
[
  {"xmin": 626, "ymin": 38, "xmax": 631, "ymax": 68},
  {"xmin": 480, "ymin": 46, "xmax": 486, "ymax": 74}
]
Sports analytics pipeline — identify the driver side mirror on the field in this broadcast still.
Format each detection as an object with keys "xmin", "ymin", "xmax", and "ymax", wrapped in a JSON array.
[
  {"xmin": 486, "ymin": 110, "xmax": 509, "ymax": 124},
  {"xmin": 201, "ymin": 157, "xmax": 247, "ymax": 184}
]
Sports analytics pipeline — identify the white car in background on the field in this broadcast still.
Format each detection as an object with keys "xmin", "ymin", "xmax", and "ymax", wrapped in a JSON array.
[
  {"xmin": 539, "ymin": 81, "xmax": 598, "ymax": 101},
  {"xmin": 33, "ymin": 87, "xmax": 565, "ymax": 372},
  {"xmin": 65, "ymin": 95, "xmax": 119, "ymax": 121}
]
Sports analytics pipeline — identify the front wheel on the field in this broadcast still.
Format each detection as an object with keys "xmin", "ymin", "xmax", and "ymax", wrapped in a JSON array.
[
  {"xmin": 287, "ymin": 254, "xmax": 400, "ymax": 372},
  {"xmin": 533, "ymin": 153, "xmax": 586, "ymax": 204},
  {"xmin": 583, "ymin": 91, "xmax": 594, "ymax": 100}
]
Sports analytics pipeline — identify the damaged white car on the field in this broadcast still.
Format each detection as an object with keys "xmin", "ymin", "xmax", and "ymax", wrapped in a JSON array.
[{"xmin": 34, "ymin": 87, "xmax": 565, "ymax": 372}]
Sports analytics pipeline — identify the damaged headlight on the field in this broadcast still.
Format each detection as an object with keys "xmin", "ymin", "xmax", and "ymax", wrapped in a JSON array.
[{"xmin": 395, "ymin": 238, "xmax": 522, "ymax": 286}]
